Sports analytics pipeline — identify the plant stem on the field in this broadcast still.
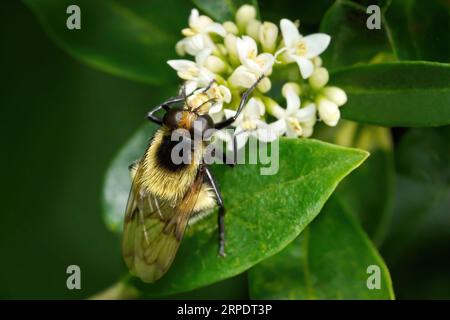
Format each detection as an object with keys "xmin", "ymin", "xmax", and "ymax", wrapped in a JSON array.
[{"xmin": 88, "ymin": 281, "xmax": 139, "ymax": 300}]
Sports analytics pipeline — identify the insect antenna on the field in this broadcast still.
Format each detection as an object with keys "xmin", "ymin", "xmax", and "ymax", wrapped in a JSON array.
[{"xmin": 193, "ymin": 97, "xmax": 217, "ymax": 113}]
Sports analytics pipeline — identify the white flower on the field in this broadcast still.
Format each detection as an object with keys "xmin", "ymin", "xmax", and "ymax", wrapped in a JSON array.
[
  {"xmin": 280, "ymin": 19, "xmax": 330, "ymax": 79},
  {"xmin": 317, "ymin": 96, "xmax": 340, "ymax": 126},
  {"xmin": 237, "ymin": 36, "xmax": 275, "ymax": 75},
  {"xmin": 229, "ymin": 36, "xmax": 275, "ymax": 88},
  {"xmin": 177, "ymin": 9, "xmax": 226, "ymax": 56},
  {"xmin": 206, "ymin": 83, "xmax": 232, "ymax": 114},
  {"xmin": 182, "ymin": 9, "xmax": 226, "ymax": 37},
  {"xmin": 176, "ymin": 34, "xmax": 205, "ymax": 56},
  {"xmin": 224, "ymin": 98, "xmax": 277, "ymax": 150},
  {"xmin": 186, "ymin": 83, "xmax": 231, "ymax": 115},
  {"xmin": 167, "ymin": 49, "xmax": 215, "ymax": 89},
  {"xmin": 270, "ymin": 83, "xmax": 317, "ymax": 137},
  {"xmin": 229, "ymin": 65, "xmax": 258, "ymax": 88}
]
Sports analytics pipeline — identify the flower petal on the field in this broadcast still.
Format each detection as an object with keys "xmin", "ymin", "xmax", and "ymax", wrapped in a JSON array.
[
  {"xmin": 223, "ymin": 108, "xmax": 242, "ymax": 126},
  {"xmin": 229, "ymin": 65, "xmax": 257, "ymax": 88},
  {"xmin": 184, "ymin": 80, "xmax": 198, "ymax": 95},
  {"xmin": 245, "ymin": 98, "xmax": 264, "ymax": 119},
  {"xmin": 234, "ymin": 130, "xmax": 249, "ymax": 150},
  {"xmin": 189, "ymin": 9, "xmax": 200, "ymax": 28},
  {"xmin": 296, "ymin": 103, "xmax": 317, "ymax": 122},
  {"xmin": 167, "ymin": 59, "xmax": 196, "ymax": 72},
  {"xmin": 204, "ymin": 22, "xmax": 226, "ymax": 37},
  {"xmin": 195, "ymin": 48, "xmax": 212, "ymax": 66},
  {"xmin": 183, "ymin": 34, "xmax": 205, "ymax": 56},
  {"xmin": 280, "ymin": 19, "xmax": 301, "ymax": 48},
  {"xmin": 219, "ymin": 85, "xmax": 232, "ymax": 103},
  {"xmin": 294, "ymin": 56, "xmax": 314, "ymax": 79},
  {"xmin": 270, "ymin": 118, "xmax": 287, "ymax": 136},
  {"xmin": 209, "ymin": 101, "xmax": 223, "ymax": 114},
  {"xmin": 214, "ymin": 128, "xmax": 232, "ymax": 143},
  {"xmin": 210, "ymin": 110, "xmax": 225, "ymax": 123},
  {"xmin": 303, "ymin": 33, "xmax": 331, "ymax": 58},
  {"xmin": 255, "ymin": 121, "xmax": 278, "ymax": 142},
  {"xmin": 285, "ymin": 88, "xmax": 301, "ymax": 115},
  {"xmin": 285, "ymin": 122, "xmax": 301, "ymax": 138},
  {"xmin": 236, "ymin": 36, "xmax": 257, "ymax": 65}
]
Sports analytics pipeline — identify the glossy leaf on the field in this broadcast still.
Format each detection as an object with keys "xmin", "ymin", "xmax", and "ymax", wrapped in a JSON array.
[
  {"xmin": 334, "ymin": 123, "xmax": 395, "ymax": 246},
  {"xmin": 258, "ymin": 0, "xmax": 334, "ymax": 34},
  {"xmin": 384, "ymin": 0, "xmax": 450, "ymax": 62},
  {"xmin": 102, "ymin": 125, "xmax": 367, "ymax": 296},
  {"xmin": 24, "ymin": 0, "xmax": 192, "ymax": 85},
  {"xmin": 192, "ymin": 0, "xmax": 259, "ymax": 22},
  {"xmin": 320, "ymin": 0, "xmax": 394, "ymax": 70},
  {"xmin": 248, "ymin": 197, "xmax": 395, "ymax": 299},
  {"xmin": 331, "ymin": 62, "xmax": 450, "ymax": 127}
]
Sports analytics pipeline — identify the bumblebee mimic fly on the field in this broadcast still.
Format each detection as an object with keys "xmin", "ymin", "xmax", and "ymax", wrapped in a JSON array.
[{"xmin": 122, "ymin": 76, "xmax": 264, "ymax": 283}]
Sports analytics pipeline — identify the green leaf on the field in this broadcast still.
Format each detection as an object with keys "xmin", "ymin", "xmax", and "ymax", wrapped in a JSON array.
[
  {"xmin": 381, "ymin": 126, "xmax": 450, "ymax": 298},
  {"xmin": 248, "ymin": 197, "xmax": 395, "ymax": 299},
  {"xmin": 333, "ymin": 123, "xmax": 395, "ymax": 246},
  {"xmin": 331, "ymin": 61, "xmax": 450, "ymax": 127},
  {"xmin": 24, "ymin": 0, "xmax": 192, "ymax": 85},
  {"xmin": 320, "ymin": 0, "xmax": 394, "ymax": 70},
  {"xmin": 384, "ymin": 0, "xmax": 450, "ymax": 63},
  {"xmin": 192, "ymin": 0, "xmax": 259, "ymax": 22},
  {"xmin": 102, "ymin": 125, "xmax": 367, "ymax": 296},
  {"xmin": 258, "ymin": 0, "xmax": 334, "ymax": 34}
]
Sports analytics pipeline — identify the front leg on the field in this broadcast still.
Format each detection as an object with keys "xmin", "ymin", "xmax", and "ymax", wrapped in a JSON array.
[
  {"xmin": 146, "ymin": 96, "xmax": 185, "ymax": 125},
  {"xmin": 204, "ymin": 166, "xmax": 226, "ymax": 256}
]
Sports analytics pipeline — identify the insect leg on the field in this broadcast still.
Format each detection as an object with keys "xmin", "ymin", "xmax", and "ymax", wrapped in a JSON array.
[
  {"xmin": 201, "ymin": 79, "xmax": 216, "ymax": 93},
  {"xmin": 214, "ymin": 75, "xmax": 265, "ymax": 130},
  {"xmin": 204, "ymin": 166, "xmax": 226, "ymax": 256},
  {"xmin": 146, "ymin": 96, "xmax": 185, "ymax": 125}
]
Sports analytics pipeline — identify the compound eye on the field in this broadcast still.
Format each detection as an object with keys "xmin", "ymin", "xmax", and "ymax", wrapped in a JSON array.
[{"xmin": 162, "ymin": 109, "xmax": 183, "ymax": 128}]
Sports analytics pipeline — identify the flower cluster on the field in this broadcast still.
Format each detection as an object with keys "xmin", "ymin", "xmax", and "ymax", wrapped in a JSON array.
[{"xmin": 167, "ymin": 5, "xmax": 347, "ymax": 147}]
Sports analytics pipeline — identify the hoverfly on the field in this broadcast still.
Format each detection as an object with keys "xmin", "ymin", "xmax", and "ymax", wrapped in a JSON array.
[{"xmin": 122, "ymin": 76, "xmax": 264, "ymax": 283}]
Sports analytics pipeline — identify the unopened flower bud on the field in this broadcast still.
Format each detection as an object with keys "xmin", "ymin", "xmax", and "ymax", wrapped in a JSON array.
[
  {"xmin": 236, "ymin": 5, "xmax": 257, "ymax": 31},
  {"xmin": 282, "ymin": 82, "xmax": 301, "ymax": 97},
  {"xmin": 313, "ymin": 56, "xmax": 322, "ymax": 67},
  {"xmin": 309, "ymin": 67, "xmax": 329, "ymax": 89},
  {"xmin": 223, "ymin": 21, "xmax": 239, "ymax": 35},
  {"xmin": 175, "ymin": 40, "xmax": 186, "ymax": 56},
  {"xmin": 259, "ymin": 22, "xmax": 278, "ymax": 53},
  {"xmin": 257, "ymin": 77, "xmax": 271, "ymax": 93},
  {"xmin": 246, "ymin": 19, "xmax": 261, "ymax": 40},
  {"xmin": 317, "ymin": 97, "xmax": 340, "ymax": 126},
  {"xmin": 322, "ymin": 86, "xmax": 348, "ymax": 106},
  {"xmin": 224, "ymin": 34, "xmax": 239, "ymax": 62},
  {"xmin": 205, "ymin": 55, "xmax": 227, "ymax": 73}
]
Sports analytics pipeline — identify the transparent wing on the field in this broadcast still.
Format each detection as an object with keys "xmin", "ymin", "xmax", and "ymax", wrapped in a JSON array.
[{"xmin": 122, "ymin": 167, "xmax": 204, "ymax": 283}]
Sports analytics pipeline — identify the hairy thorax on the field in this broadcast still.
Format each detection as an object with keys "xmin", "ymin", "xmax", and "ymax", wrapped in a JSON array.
[{"xmin": 139, "ymin": 127, "xmax": 204, "ymax": 205}]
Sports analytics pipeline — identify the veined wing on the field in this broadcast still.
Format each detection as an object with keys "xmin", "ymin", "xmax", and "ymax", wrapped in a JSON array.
[{"xmin": 122, "ymin": 165, "xmax": 204, "ymax": 283}]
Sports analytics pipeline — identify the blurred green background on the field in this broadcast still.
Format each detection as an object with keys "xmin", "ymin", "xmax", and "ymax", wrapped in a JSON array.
[{"xmin": 0, "ymin": 0, "xmax": 163, "ymax": 298}]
